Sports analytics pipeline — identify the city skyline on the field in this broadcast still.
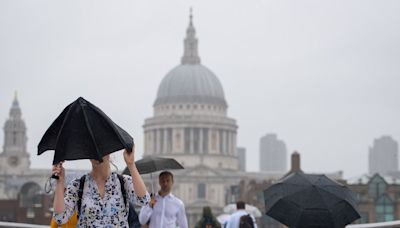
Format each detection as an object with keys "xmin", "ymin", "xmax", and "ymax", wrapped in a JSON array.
[{"xmin": 1, "ymin": 1, "xmax": 399, "ymax": 178}]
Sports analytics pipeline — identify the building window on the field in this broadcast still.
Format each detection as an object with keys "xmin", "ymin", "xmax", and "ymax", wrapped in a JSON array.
[
  {"xmin": 376, "ymin": 195, "xmax": 394, "ymax": 222},
  {"xmin": 359, "ymin": 212, "xmax": 369, "ymax": 224},
  {"xmin": 198, "ymin": 183, "xmax": 206, "ymax": 199},
  {"xmin": 13, "ymin": 131, "xmax": 17, "ymax": 145},
  {"xmin": 368, "ymin": 175, "xmax": 387, "ymax": 198}
]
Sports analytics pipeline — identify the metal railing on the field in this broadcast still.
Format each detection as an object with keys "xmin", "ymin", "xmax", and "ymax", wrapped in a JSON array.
[
  {"xmin": 346, "ymin": 220, "xmax": 400, "ymax": 228},
  {"xmin": 0, "ymin": 222, "xmax": 48, "ymax": 228},
  {"xmin": 2, "ymin": 220, "xmax": 400, "ymax": 228}
]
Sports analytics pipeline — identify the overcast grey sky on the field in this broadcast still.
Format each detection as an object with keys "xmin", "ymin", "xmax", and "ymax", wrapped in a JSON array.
[{"xmin": 0, "ymin": 1, "xmax": 399, "ymax": 179}]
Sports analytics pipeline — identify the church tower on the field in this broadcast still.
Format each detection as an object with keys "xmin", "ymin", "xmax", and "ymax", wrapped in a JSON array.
[{"xmin": 0, "ymin": 93, "xmax": 30, "ymax": 175}]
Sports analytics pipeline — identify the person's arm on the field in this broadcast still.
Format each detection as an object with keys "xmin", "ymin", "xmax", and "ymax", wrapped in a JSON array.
[
  {"xmin": 52, "ymin": 162, "xmax": 78, "ymax": 225},
  {"xmin": 177, "ymin": 202, "xmax": 189, "ymax": 228},
  {"xmin": 138, "ymin": 205, "xmax": 153, "ymax": 225},
  {"xmin": 52, "ymin": 162, "xmax": 65, "ymax": 213},
  {"xmin": 225, "ymin": 216, "xmax": 233, "ymax": 228},
  {"xmin": 252, "ymin": 215, "xmax": 258, "ymax": 228},
  {"xmin": 124, "ymin": 145, "xmax": 147, "ymax": 198}
]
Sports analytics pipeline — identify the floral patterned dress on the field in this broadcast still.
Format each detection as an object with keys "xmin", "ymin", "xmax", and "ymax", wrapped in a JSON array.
[{"xmin": 53, "ymin": 172, "xmax": 149, "ymax": 227}]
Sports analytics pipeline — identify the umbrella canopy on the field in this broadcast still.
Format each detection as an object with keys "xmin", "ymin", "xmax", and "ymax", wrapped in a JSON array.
[
  {"xmin": 123, "ymin": 156, "xmax": 184, "ymax": 193},
  {"xmin": 223, "ymin": 203, "xmax": 262, "ymax": 218},
  {"xmin": 264, "ymin": 172, "xmax": 361, "ymax": 228},
  {"xmin": 38, "ymin": 97, "xmax": 133, "ymax": 165},
  {"xmin": 134, "ymin": 156, "xmax": 184, "ymax": 174}
]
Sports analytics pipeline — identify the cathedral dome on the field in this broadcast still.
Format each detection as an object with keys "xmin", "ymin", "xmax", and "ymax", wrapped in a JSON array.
[
  {"xmin": 154, "ymin": 64, "xmax": 226, "ymax": 107},
  {"xmin": 153, "ymin": 12, "xmax": 227, "ymax": 108}
]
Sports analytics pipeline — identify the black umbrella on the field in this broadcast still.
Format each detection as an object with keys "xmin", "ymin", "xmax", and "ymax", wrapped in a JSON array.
[
  {"xmin": 264, "ymin": 172, "xmax": 360, "ymax": 228},
  {"xmin": 123, "ymin": 156, "xmax": 184, "ymax": 192},
  {"xmin": 38, "ymin": 97, "xmax": 133, "ymax": 165},
  {"xmin": 135, "ymin": 156, "xmax": 184, "ymax": 174}
]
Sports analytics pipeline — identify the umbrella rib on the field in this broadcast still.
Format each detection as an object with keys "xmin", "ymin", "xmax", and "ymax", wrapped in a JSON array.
[
  {"xmin": 81, "ymin": 103, "xmax": 102, "ymax": 162},
  {"xmin": 54, "ymin": 104, "xmax": 74, "ymax": 154}
]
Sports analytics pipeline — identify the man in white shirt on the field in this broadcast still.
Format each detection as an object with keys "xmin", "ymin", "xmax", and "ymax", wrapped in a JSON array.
[
  {"xmin": 139, "ymin": 171, "xmax": 188, "ymax": 228},
  {"xmin": 225, "ymin": 201, "xmax": 257, "ymax": 228}
]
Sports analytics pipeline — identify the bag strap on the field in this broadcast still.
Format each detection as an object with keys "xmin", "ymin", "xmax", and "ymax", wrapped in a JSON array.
[
  {"xmin": 117, "ymin": 174, "xmax": 128, "ymax": 207},
  {"xmin": 77, "ymin": 175, "xmax": 86, "ymax": 219}
]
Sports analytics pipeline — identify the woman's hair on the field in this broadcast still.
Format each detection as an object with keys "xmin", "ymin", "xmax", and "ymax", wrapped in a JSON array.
[{"xmin": 109, "ymin": 156, "xmax": 119, "ymax": 171}]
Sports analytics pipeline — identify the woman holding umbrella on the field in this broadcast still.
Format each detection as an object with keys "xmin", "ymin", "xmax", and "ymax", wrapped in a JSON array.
[{"xmin": 52, "ymin": 145, "xmax": 150, "ymax": 227}]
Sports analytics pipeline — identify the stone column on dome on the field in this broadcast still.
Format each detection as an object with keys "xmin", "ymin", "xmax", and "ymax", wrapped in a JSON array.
[
  {"xmin": 233, "ymin": 132, "xmax": 237, "ymax": 156},
  {"xmin": 227, "ymin": 130, "xmax": 231, "ymax": 155},
  {"xmin": 226, "ymin": 130, "xmax": 230, "ymax": 155},
  {"xmin": 163, "ymin": 128, "xmax": 168, "ymax": 154},
  {"xmin": 168, "ymin": 128, "xmax": 172, "ymax": 153},
  {"xmin": 199, "ymin": 128, "xmax": 203, "ymax": 154},
  {"xmin": 230, "ymin": 131, "xmax": 234, "ymax": 155},
  {"xmin": 152, "ymin": 130, "xmax": 157, "ymax": 155},
  {"xmin": 222, "ymin": 130, "xmax": 227, "ymax": 155},
  {"xmin": 203, "ymin": 128, "xmax": 208, "ymax": 154},
  {"xmin": 190, "ymin": 128, "xmax": 194, "ymax": 154},
  {"xmin": 174, "ymin": 128, "xmax": 184, "ymax": 153},
  {"xmin": 156, "ymin": 129, "xmax": 161, "ymax": 154},
  {"xmin": 144, "ymin": 131, "xmax": 148, "ymax": 154}
]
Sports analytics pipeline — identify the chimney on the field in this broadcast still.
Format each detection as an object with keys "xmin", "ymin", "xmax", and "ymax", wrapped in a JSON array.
[{"xmin": 291, "ymin": 151, "xmax": 301, "ymax": 172}]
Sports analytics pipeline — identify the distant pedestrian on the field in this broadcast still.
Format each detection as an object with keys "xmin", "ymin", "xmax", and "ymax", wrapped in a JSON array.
[
  {"xmin": 139, "ymin": 171, "xmax": 188, "ymax": 228},
  {"xmin": 225, "ymin": 201, "xmax": 257, "ymax": 228},
  {"xmin": 195, "ymin": 206, "xmax": 221, "ymax": 228}
]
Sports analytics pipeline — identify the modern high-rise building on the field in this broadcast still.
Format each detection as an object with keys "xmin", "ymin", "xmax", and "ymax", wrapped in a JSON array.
[
  {"xmin": 237, "ymin": 147, "xmax": 246, "ymax": 171},
  {"xmin": 368, "ymin": 135, "xmax": 399, "ymax": 176},
  {"xmin": 259, "ymin": 134, "xmax": 287, "ymax": 172}
]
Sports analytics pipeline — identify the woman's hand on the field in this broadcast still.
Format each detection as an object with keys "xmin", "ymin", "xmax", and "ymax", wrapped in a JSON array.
[
  {"xmin": 123, "ymin": 145, "xmax": 135, "ymax": 166},
  {"xmin": 52, "ymin": 161, "xmax": 65, "ymax": 182}
]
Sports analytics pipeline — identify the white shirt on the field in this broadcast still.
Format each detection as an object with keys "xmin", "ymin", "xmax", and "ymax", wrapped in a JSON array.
[
  {"xmin": 139, "ymin": 192, "xmax": 188, "ymax": 228},
  {"xmin": 225, "ymin": 209, "xmax": 258, "ymax": 228}
]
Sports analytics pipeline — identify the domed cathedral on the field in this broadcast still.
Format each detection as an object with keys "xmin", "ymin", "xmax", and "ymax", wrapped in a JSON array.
[
  {"xmin": 143, "ymin": 12, "xmax": 239, "ymax": 173},
  {"xmin": 143, "ymin": 11, "xmax": 247, "ymax": 225}
]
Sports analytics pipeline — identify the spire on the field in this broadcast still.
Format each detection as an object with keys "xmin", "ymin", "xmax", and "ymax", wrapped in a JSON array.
[
  {"xmin": 181, "ymin": 8, "xmax": 201, "ymax": 65},
  {"xmin": 10, "ymin": 91, "xmax": 21, "ymax": 118}
]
